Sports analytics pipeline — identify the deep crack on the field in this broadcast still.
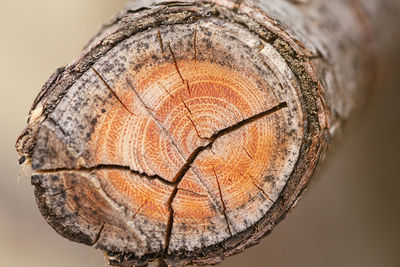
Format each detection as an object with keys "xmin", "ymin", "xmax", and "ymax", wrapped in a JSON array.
[
  {"xmin": 133, "ymin": 202, "xmax": 146, "ymax": 219},
  {"xmin": 168, "ymin": 44, "xmax": 185, "ymax": 84},
  {"xmin": 252, "ymin": 181, "xmax": 273, "ymax": 203},
  {"xmin": 33, "ymin": 164, "xmax": 175, "ymax": 186},
  {"xmin": 179, "ymin": 188, "xmax": 207, "ymax": 197},
  {"xmin": 47, "ymin": 186, "xmax": 77, "ymax": 198},
  {"xmin": 193, "ymin": 25, "xmax": 198, "ymax": 63},
  {"xmin": 158, "ymin": 29, "xmax": 164, "ymax": 51},
  {"xmin": 240, "ymin": 172, "xmax": 274, "ymax": 203},
  {"xmin": 186, "ymin": 80, "xmax": 191, "ymax": 96},
  {"xmin": 93, "ymin": 222, "xmax": 106, "ymax": 246},
  {"xmin": 209, "ymin": 102, "xmax": 287, "ymax": 140},
  {"xmin": 162, "ymin": 101, "xmax": 287, "ymax": 254},
  {"xmin": 39, "ymin": 99, "xmax": 287, "ymax": 259},
  {"xmin": 164, "ymin": 188, "xmax": 179, "ymax": 254},
  {"xmin": 125, "ymin": 76, "xmax": 188, "ymax": 163},
  {"xmin": 213, "ymin": 166, "xmax": 233, "ymax": 236},
  {"xmin": 92, "ymin": 67, "xmax": 136, "ymax": 116}
]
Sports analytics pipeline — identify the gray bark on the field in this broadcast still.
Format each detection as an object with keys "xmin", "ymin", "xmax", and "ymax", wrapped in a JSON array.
[{"xmin": 16, "ymin": 0, "xmax": 400, "ymax": 266}]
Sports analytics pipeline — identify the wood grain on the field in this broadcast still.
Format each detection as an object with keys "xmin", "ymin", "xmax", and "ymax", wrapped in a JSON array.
[{"xmin": 16, "ymin": 0, "xmax": 388, "ymax": 266}]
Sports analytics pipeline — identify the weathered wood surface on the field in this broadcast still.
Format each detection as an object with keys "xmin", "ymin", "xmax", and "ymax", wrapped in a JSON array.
[{"xmin": 15, "ymin": 0, "xmax": 399, "ymax": 266}]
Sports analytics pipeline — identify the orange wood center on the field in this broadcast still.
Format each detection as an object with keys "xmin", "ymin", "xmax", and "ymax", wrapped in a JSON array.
[{"xmin": 89, "ymin": 60, "xmax": 285, "ymax": 235}]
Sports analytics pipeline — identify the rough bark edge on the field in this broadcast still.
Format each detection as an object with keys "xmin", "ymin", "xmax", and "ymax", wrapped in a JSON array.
[
  {"xmin": 16, "ymin": 1, "xmax": 333, "ymax": 266},
  {"xmin": 32, "ymin": 175, "xmax": 96, "ymax": 246}
]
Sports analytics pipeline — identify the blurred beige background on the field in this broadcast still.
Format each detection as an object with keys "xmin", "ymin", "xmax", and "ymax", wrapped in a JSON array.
[{"xmin": 0, "ymin": 1, "xmax": 399, "ymax": 267}]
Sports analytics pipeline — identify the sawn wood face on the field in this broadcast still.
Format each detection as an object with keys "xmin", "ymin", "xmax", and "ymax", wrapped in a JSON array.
[{"xmin": 16, "ymin": 0, "xmax": 363, "ymax": 265}]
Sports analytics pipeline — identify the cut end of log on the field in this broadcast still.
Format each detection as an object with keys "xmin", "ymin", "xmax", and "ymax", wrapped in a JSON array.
[{"xmin": 16, "ymin": 1, "xmax": 336, "ymax": 266}]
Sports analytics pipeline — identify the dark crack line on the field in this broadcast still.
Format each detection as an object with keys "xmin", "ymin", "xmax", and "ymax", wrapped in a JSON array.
[
  {"xmin": 213, "ymin": 167, "xmax": 233, "ymax": 236},
  {"xmin": 133, "ymin": 201, "xmax": 146, "ymax": 219},
  {"xmin": 92, "ymin": 67, "xmax": 136, "ymax": 116},
  {"xmin": 171, "ymin": 142, "xmax": 213, "ymax": 185},
  {"xmin": 33, "ymin": 164, "xmax": 175, "ymax": 187},
  {"xmin": 126, "ymin": 78, "xmax": 155, "ymax": 115},
  {"xmin": 209, "ymin": 102, "xmax": 287, "ymax": 140},
  {"xmin": 164, "ymin": 187, "xmax": 178, "ymax": 254},
  {"xmin": 239, "ymin": 173, "xmax": 273, "ymax": 203},
  {"xmin": 168, "ymin": 43, "xmax": 185, "ymax": 84},
  {"xmin": 243, "ymin": 146, "xmax": 254, "ymax": 160},
  {"xmin": 162, "ymin": 101, "xmax": 287, "ymax": 254},
  {"xmin": 158, "ymin": 29, "xmax": 164, "ymax": 52},
  {"xmin": 162, "ymin": 143, "xmax": 213, "ymax": 254},
  {"xmin": 186, "ymin": 115, "xmax": 204, "ymax": 139},
  {"xmin": 40, "ymin": 102, "xmax": 287, "ymax": 258},
  {"xmin": 252, "ymin": 181, "xmax": 273, "ymax": 203},
  {"xmin": 160, "ymin": 82, "xmax": 173, "ymax": 98},
  {"xmin": 193, "ymin": 25, "xmax": 198, "ymax": 63},
  {"xmin": 180, "ymin": 97, "xmax": 192, "ymax": 115},
  {"xmin": 186, "ymin": 80, "xmax": 191, "ymax": 96},
  {"xmin": 92, "ymin": 222, "xmax": 106, "ymax": 246},
  {"xmin": 178, "ymin": 188, "xmax": 207, "ymax": 197},
  {"xmin": 47, "ymin": 186, "xmax": 77, "ymax": 198},
  {"xmin": 41, "ymin": 101, "xmax": 287, "ymax": 258},
  {"xmin": 125, "ymin": 76, "xmax": 216, "ymax": 215},
  {"xmin": 180, "ymin": 97, "xmax": 209, "ymax": 140},
  {"xmin": 126, "ymin": 77, "xmax": 188, "ymax": 161},
  {"xmin": 48, "ymin": 117, "xmax": 67, "ymax": 136}
]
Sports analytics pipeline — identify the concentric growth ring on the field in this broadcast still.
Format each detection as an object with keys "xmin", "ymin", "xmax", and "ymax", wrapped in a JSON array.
[{"xmin": 24, "ymin": 12, "xmax": 306, "ymax": 267}]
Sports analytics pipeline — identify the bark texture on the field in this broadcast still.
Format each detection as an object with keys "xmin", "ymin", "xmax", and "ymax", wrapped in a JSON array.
[{"xmin": 15, "ymin": 0, "xmax": 398, "ymax": 266}]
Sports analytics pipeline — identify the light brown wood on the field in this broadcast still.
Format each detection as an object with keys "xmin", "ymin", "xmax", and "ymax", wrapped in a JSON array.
[{"xmin": 16, "ymin": 0, "xmax": 399, "ymax": 266}]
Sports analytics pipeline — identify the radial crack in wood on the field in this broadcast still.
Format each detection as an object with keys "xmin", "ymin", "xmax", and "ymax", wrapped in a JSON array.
[
  {"xmin": 92, "ymin": 67, "xmax": 136, "ymax": 116},
  {"xmin": 15, "ymin": 0, "xmax": 385, "ymax": 266},
  {"xmin": 18, "ymin": 7, "xmax": 305, "ymax": 265},
  {"xmin": 162, "ymin": 102, "xmax": 286, "ymax": 256},
  {"xmin": 33, "ymin": 164, "xmax": 176, "ymax": 186},
  {"xmin": 213, "ymin": 167, "xmax": 233, "ymax": 237}
]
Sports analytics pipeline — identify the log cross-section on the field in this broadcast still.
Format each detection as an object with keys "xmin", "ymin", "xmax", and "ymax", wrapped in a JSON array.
[{"xmin": 15, "ymin": 0, "xmax": 391, "ymax": 266}]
